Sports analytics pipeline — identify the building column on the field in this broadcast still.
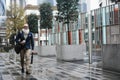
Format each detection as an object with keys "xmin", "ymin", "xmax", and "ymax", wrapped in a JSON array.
[{"xmin": 2, "ymin": 38, "xmax": 5, "ymax": 45}]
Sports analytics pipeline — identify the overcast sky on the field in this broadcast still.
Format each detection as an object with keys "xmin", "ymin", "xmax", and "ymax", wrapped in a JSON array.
[
  {"xmin": 25, "ymin": 0, "xmax": 99, "ymax": 10},
  {"xmin": 6, "ymin": 0, "xmax": 99, "ymax": 11},
  {"xmin": 26, "ymin": 0, "xmax": 37, "ymax": 5},
  {"xmin": 90, "ymin": 0, "xmax": 99, "ymax": 10}
]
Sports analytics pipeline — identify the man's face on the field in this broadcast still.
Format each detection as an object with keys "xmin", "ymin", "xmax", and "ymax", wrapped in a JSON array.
[
  {"xmin": 23, "ymin": 26, "xmax": 29, "ymax": 30},
  {"xmin": 22, "ymin": 25, "xmax": 30, "ymax": 34}
]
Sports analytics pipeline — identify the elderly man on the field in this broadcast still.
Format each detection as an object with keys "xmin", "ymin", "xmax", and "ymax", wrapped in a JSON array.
[{"xmin": 15, "ymin": 23, "xmax": 34, "ymax": 74}]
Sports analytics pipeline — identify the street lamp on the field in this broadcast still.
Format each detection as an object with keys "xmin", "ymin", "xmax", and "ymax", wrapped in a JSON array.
[
  {"xmin": 87, "ymin": 0, "xmax": 92, "ymax": 64},
  {"xmin": 38, "ymin": 20, "xmax": 40, "ymax": 46}
]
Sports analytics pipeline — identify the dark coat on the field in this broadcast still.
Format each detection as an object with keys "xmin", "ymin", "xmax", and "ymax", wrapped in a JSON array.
[{"xmin": 15, "ymin": 31, "xmax": 34, "ymax": 50}]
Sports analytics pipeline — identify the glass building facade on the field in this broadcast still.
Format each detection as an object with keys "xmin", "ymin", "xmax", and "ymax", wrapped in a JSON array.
[
  {"xmin": 0, "ymin": 0, "xmax": 6, "ymax": 16},
  {"xmin": 82, "ymin": 3, "xmax": 120, "ymax": 51},
  {"xmin": 0, "ymin": 0, "xmax": 6, "ymax": 46}
]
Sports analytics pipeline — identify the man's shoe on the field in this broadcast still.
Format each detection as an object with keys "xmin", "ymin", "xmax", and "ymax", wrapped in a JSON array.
[
  {"xmin": 21, "ymin": 68, "xmax": 24, "ymax": 73},
  {"xmin": 26, "ymin": 71, "xmax": 31, "ymax": 75}
]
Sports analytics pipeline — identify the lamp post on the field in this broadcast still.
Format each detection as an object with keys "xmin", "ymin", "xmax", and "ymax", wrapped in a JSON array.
[
  {"xmin": 38, "ymin": 20, "xmax": 40, "ymax": 46},
  {"xmin": 87, "ymin": 0, "xmax": 92, "ymax": 64}
]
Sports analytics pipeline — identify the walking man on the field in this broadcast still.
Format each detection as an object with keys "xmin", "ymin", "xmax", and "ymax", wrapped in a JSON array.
[{"xmin": 15, "ymin": 23, "xmax": 34, "ymax": 74}]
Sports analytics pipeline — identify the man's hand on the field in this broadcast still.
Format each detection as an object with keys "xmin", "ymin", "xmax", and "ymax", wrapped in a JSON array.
[
  {"xmin": 31, "ymin": 50, "xmax": 37, "ymax": 54},
  {"xmin": 20, "ymin": 40, "xmax": 25, "ymax": 45}
]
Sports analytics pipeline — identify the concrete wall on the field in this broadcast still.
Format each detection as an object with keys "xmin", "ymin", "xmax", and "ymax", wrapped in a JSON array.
[
  {"xmin": 102, "ymin": 44, "xmax": 120, "ymax": 72},
  {"xmin": 39, "ymin": 45, "xmax": 56, "ymax": 57},
  {"xmin": 92, "ymin": 49, "xmax": 102, "ymax": 57},
  {"xmin": 34, "ymin": 46, "xmax": 40, "ymax": 54},
  {"xmin": 106, "ymin": 25, "xmax": 120, "ymax": 44},
  {"xmin": 56, "ymin": 43, "xmax": 86, "ymax": 61}
]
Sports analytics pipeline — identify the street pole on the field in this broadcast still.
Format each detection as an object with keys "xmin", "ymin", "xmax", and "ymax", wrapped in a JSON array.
[
  {"xmin": 87, "ymin": 0, "xmax": 92, "ymax": 64},
  {"xmin": 38, "ymin": 20, "xmax": 40, "ymax": 46}
]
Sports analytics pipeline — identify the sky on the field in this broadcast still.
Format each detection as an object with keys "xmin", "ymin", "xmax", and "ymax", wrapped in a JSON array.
[
  {"xmin": 6, "ymin": 0, "xmax": 99, "ymax": 10},
  {"xmin": 5, "ymin": 0, "xmax": 99, "ymax": 15},
  {"xmin": 90, "ymin": 0, "xmax": 99, "ymax": 10},
  {"xmin": 25, "ymin": 0, "xmax": 56, "ymax": 6},
  {"xmin": 26, "ymin": 0, "xmax": 37, "ymax": 5},
  {"xmin": 25, "ymin": 0, "xmax": 99, "ymax": 10}
]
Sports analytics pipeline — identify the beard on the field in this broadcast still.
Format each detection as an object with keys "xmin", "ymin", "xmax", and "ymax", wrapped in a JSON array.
[{"xmin": 22, "ymin": 29, "xmax": 30, "ymax": 34}]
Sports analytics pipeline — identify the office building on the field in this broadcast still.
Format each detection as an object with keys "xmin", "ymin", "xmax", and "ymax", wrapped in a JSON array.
[
  {"xmin": 0, "ymin": 0, "xmax": 6, "ymax": 16},
  {"xmin": 10, "ymin": 0, "xmax": 26, "ymax": 8},
  {"xmin": 0, "ymin": 0, "xmax": 6, "ymax": 46}
]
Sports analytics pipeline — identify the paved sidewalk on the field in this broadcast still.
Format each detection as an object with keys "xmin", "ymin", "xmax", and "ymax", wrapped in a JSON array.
[{"xmin": 0, "ymin": 53, "xmax": 120, "ymax": 80}]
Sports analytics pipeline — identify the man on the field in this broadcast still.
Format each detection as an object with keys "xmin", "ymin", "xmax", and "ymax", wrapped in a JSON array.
[{"xmin": 15, "ymin": 23, "xmax": 34, "ymax": 74}]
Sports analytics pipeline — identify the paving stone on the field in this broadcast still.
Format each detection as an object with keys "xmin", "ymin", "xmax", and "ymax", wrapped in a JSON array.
[
  {"xmin": 2, "ymin": 75, "xmax": 13, "ymax": 80},
  {"xmin": 7, "ymin": 67, "xmax": 14, "ymax": 70},
  {"xmin": 12, "ymin": 72, "xmax": 20, "ymax": 76},
  {"xmin": 0, "ymin": 53, "xmax": 120, "ymax": 80},
  {"xmin": 2, "ymin": 71, "xmax": 10, "ymax": 75},
  {"xmin": 85, "ymin": 77, "xmax": 98, "ymax": 80}
]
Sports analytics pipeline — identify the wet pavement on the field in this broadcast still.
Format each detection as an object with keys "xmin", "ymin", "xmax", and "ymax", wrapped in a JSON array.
[{"xmin": 0, "ymin": 53, "xmax": 120, "ymax": 80}]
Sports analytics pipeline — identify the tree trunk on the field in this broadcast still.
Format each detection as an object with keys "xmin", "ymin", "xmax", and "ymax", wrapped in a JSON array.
[
  {"xmin": 79, "ymin": 29, "xmax": 82, "ymax": 44},
  {"xmin": 67, "ymin": 23, "xmax": 72, "ymax": 45},
  {"xmin": 68, "ymin": 31, "xmax": 72, "ymax": 45},
  {"xmin": 46, "ymin": 28, "xmax": 47, "ymax": 45}
]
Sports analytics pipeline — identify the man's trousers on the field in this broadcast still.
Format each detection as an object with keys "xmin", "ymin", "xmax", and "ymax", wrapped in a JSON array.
[{"xmin": 20, "ymin": 49, "xmax": 31, "ymax": 72}]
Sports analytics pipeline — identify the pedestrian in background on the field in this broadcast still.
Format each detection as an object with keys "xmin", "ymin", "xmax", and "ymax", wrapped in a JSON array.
[{"xmin": 15, "ymin": 23, "xmax": 34, "ymax": 74}]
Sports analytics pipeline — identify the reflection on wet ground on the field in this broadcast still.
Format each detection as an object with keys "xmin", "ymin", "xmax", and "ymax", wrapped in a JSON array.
[{"xmin": 0, "ymin": 53, "xmax": 120, "ymax": 80}]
